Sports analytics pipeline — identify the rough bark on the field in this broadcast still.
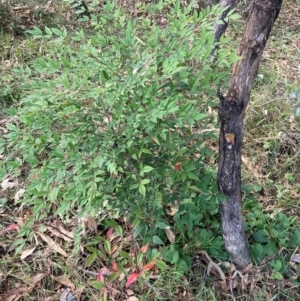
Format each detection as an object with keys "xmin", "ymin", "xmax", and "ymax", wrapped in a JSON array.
[{"xmin": 217, "ymin": 0, "xmax": 282, "ymax": 268}]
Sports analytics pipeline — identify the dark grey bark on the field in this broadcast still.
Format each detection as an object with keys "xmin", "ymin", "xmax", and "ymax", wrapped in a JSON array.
[{"xmin": 217, "ymin": 0, "xmax": 282, "ymax": 268}]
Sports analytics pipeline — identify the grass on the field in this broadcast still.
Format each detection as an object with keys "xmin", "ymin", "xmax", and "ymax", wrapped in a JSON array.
[{"xmin": 1, "ymin": 1, "xmax": 300, "ymax": 300}]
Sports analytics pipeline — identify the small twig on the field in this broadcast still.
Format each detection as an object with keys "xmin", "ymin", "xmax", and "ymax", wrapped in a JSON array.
[
  {"xmin": 251, "ymin": 98, "xmax": 278, "ymax": 108},
  {"xmin": 80, "ymin": 269, "xmax": 100, "ymax": 277},
  {"xmin": 143, "ymin": 280, "xmax": 162, "ymax": 297},
  {"xmin": 43, "ymin": 223, "xmax": 74, "ymax": 240}
]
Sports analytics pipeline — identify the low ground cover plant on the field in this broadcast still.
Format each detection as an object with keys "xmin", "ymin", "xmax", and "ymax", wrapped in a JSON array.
[{"xmin": 1, "ymin": 1, "xmax": 300, "ymax": 300}]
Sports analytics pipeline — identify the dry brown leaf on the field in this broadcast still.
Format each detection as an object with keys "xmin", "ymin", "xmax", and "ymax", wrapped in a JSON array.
[
  {"xmin": 165, "ymin": 227, "xmax": 175, "ymax": 244},
  {"xmin": 166, "ymin": 204, "xmax": 178, "ymax": 216},
  {"xmin": 126, "ymin": 289, "xmax": 134, "ymax": 296},
  {"xmin": 5, "ymin": 294, "xmax": 18, "ymax": 301},
  {"xmin": 290, "ymin": 254, "xmax": 300, "ymax": 263},
  {"xmin": 78, "ymin": 217, "xmax": 87, "ymax": 236},
  {"xmin": 231, "ymin": 270, "xmax": 245, "ymax": 292},
  {"xmin": 20, "ymin": 246, "xmax": 36, "ymax": 260},
  {"xmin": 36, "ymin": 231, "xmax": 68, "ymax": 257},
  {"xmin": 46, "ymin": 224, "xmax": 73, "ymax": 242},
  {"xmin": 140, "ymin": 244, "xmax": 149, "ymax": 254},
  {"xmin": 207, "ymin": 261, "xmax": 226, "ymax": 281},
  {"xmin": 44, "ymin": 294, "xmax": 61, "ymax": 301},
  {"xmin": 87, "ymin": 215, "xmax": 97, "ymax": 233},
  {"xmin": 30, "ymin": 273, "xmax": 46, "ymax": 285},
  {"xmin": 241, "ymin": 155, "xmax": 265, "ymax": 179},
  {"xmin": 1, "ymin": 177, "xmax": 18, "ymax": 191},
  {"xmin": 14, "ymin": 188, "xmax": 26, "ymax": 202},
  {"xmin": 98, "ymin": 267, "xmax": 111, "ymax": 276},
  {"xmin": 51, "ymin": 275, "xmax": 75, "ymax": 290},
  {"xmin": 118, "ymin": 272, "xmax": 126, "ymax": 282},
  {"xmin": 199, "ymin": 250, "xmax": 227, "ymax": 291},
  {"xmin": 15, "ymin": 217, "xmax": 26, "ymax": 228},
  {"xmin": 123, "ymin": 297, "xmax": 139, "ymax": 301},
  {"xmin": 241, "ymin": 262, "xmax": 253, "ymax": 273}
]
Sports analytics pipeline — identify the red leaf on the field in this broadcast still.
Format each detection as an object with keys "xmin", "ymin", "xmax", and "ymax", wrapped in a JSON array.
[
  {"xmin": 5, "ymin": 224, "xmax": 19, "ymax": 231},
  {"xmin": 140, "ymin": 243, "xmax": 149, "ymax": 254},
  {"xmin": 141, "ymin": 261, "xmax": 156, "ymax": 271},
  {"xmin": 112, "ymin": 261, "xmax": 118, "ymax": 272},
  {"xmin": 106, "ymin": 227, "xmax": 114, "ymax": 238},
  {"xmin": 126, "ymin": 273, "xmax": 139, "ymax": 288},
  {"xmin": 0, "ymin": 223, "xmax": 19, "ymax": 236},
  {"xmin": 96, "ymin": 272, "xmax": 104, "ymax": 282},
  {"xmin": 174, "ymin": 162, "xmax": 181, "ymax": 171}
]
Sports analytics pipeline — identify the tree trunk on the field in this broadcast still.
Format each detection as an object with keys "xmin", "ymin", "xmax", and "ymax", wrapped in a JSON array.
[{"xmin": 217, "ymin": 0, "xmax": 282, "ymax": 268}]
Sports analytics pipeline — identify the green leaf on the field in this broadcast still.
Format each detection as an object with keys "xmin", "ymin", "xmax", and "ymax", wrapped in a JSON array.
[
  {"xmin": 108, "ymin": 272, "xmax": 120, "ymax": 282},
  {"xmin": 194, "ymin": 113, "xmax": 207, "ymax": 121},
  {"xmin": 91, "ymin": 281, "xmax": 105, "ymax": 290},
  {"xmin": 288, "ymin": 231, "xmax": 300, "ymax": 247},
  {"xmin": 24, "ymin": 154, "xmax": 38, "ymax": 165},
  {"xmin": 270, "ymin": 259, "xmax": 283, "ymax": 272},
  {"xmin": 26, "ymin": 26, "xmax": 43, "ymax": 36},
  {"xmin": 141, "ymin": 179, "xmax": 150, "ymax": 185},
  {"xmin": 252, "ymin": 229, "xmax": 268, "ymax": 243},
  {"xmin": 52, "ymin": 150, "xmax": 64, "ymax": 159},
  {"xmin": 130, "ymin": 183, "xmax": 140, "ymax": 190},
  {"xmin": 45, "ymin": 26, "xmax": 52, "ymax": 35},
  {"xmin": 250, "ymin": 243, "xmax": 264, "ymax": 262},
  {"xmin": 264, "ymin": 241, "xmax": 278, "ymax": 256},
  {"xmin": 51, "ymin": 28, "xmax": 63, "ymax": 36},
  {"xmin": 104, "ymin": 240, "xmax": 111, "ymax": 255},
  {"xmin": 156, "ymin": 259, "xmax": 169, "ymax": 270},
  {"xmin": 48, "ymin": 187, "xmax": 59, "ymax": 202},
  {"xmin": 143, "ymin": 166, "xmax": 154, "ymax": 173},
  {"xmin": 139, "ymin": 184, "xmax": 146, "ymax": 196},
  {"xmin": 271, "ymin": 271, "xmax": 283, "ymax": 280},
  {"xmin": 187, "ymin": 173, "xmax": 198, "ymax": 181},
  {"xmin": 228, "ymin": 13, "xmax": 241, "ymax": 20},
  {"xmin": 86, "ymin": 252, "xmax": 98, "ymax": 267},
  {"xmin": 156, "ymin": 222, "xmax": 169, "ymax": 229},
  {"xmin": 152, "ymin": 236, "xmax": 164, "ymax": 245},
  {"xmin": 188, "ymin": 186, "xmax": 202, "ymax": 193}
]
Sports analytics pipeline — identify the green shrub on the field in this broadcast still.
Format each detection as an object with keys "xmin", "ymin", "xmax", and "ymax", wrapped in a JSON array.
[{"xmin": 3, "ymin": 1, "xmax": 241, "ymax": 263}]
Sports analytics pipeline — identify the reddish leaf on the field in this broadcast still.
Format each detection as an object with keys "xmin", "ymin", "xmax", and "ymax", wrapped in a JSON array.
[
  {"xmin": 6, "ymin": 223, "xmax": 19, "ymax": 231},
  {"xmin": 141, "ymin": 261, "xmax": 156, "ymax": 271},
  {"xmin": 112, "ymin": 261, "xmax": 118, "ymax": 272},
  {"xmin": 126, "ymin": 273, "xmax": 139, "ymax": 288},
  {"xmin": 174, "ymin": 162, "xmax": 181, "ymax": 171},
  {"xmin": 96, "ymin": 273, "xmax": 104, "ymax": 282},
  {"xmin": 107, "ymin": 227, "xmax": 114, "ymax": 238},
  {"xmin": 99, "ymin": 267, "xmax": 111, "ymax": 276},
  {"xmin": 140, "ymin": 244, "xmax": 149, "ymax": 254},
  {"xmin": 0, "ymin": 223, "xmax": 19, "ymax": 236}
]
